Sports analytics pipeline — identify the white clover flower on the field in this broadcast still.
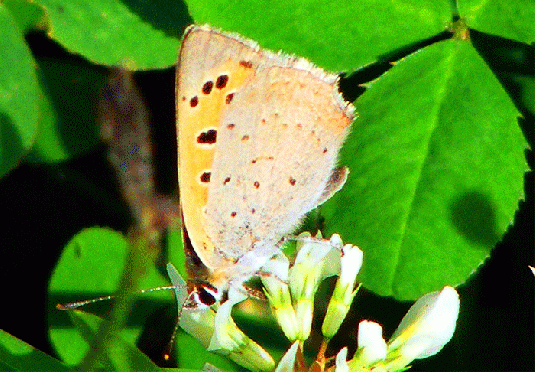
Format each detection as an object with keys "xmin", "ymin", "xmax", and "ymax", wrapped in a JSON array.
[
  {"xmin": 167, "ymin": 263, "xmax": 274, "ymax": 371},
  {"xmin": 208, "ymin": 287, "xmax": 248, "ymax": 351},
  {"xmin": 355, "ymin": 320, "xmax": 387, "ymax": 367},
  {"xmin": 347, "ymin": 287, "xmax": 460, "ymax": 371},
  {"xmin": 322, "ymin": 243, "xmax": 363, "ymax": 339},
  {"xmin": 339, "ymin": 243, "xmax": 363, "ymax": 286},
  {"xmin": 289, "ymin": 232, "xmax": 343, "ymax": 340},
  {"xmin": 167, "ymin": 263, "xmax": 216, "ymax": 349},
  {"xmin": 167, "ymin": 263, "xmax": 217, "ymax": 348},
  {"xmin": 385, "ymin": 286, "xmax": 460, "ymax": 370},
  {"xmin": 208, "ymin": 287, "xmax": 274, "ymax": 371},
  {"xmin": 291, "ymin": 232, "xmax": 342, "ymax": 282},
  {"xmin": 335, "ymin": 347, "xmax": 349, "ymax": 372},
  {"xmin": 273, "ymin": 341, "xmax": 299, "ymax": 372},
  {"xmin": 261, "ymin": 254, "xmax": 298, "ymax": 340},
  {"xmin": 166, "ymin": 244, "xmax": 460, "ymax": 372},
  {"xmin": 178, "ymin": 307, "xmax": 216, "ymax": 349}
]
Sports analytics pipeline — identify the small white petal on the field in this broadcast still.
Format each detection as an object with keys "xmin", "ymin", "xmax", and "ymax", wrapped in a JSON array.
[
  {"xmin": 291, "ymin": 234, "xmax": 342, "ymax": 285},
  {"xmin": 294, "ymin": 233, "xmax": 338, "ymax": 267},
  {"xmin": 262, "ymin": 253, "xmax": 290, "ymax": 284},
  {"xmin": 274, "ymin": 342, "xmax": 299, "ymax": 372},
  {"xmin": 209, "ymin": 287, "xmax": 248, "ymax": 351},
  {"xmin": 329, "ymin": 234, "xmax": 344, "ymax": 249},
  {"xmin": 335, "ymin": 347, "xmax": 349, "ymax": 372},
  {"xmin": 340, "ymin": 244, "xmax": 363, "ymax": 285},
  {"xmin": 358, "ymin": 320, "xmax": 387, "ymax": 365},
  {"xmin": 167, "ymin": 263, "xmax": 216, "ymax": 347},
  {"xmin": 529, "ymin": 266, "xmax": 535, "ymax": 277},
  {"xmin": 179, "ymin": 308, "xmax": 215, "ymax": 348},
  {"xmin": 389, "ymin": 286, "xmax": 460, "ymax": 360},
  {"xmin": 321, "ymin": 244, "xmax": 343, "ymax": 278}
]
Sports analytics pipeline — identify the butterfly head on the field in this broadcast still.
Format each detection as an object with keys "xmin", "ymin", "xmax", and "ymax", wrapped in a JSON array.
[{"xmin": 183, "ymin": 280, "xmax": 223, "ymax": 310}]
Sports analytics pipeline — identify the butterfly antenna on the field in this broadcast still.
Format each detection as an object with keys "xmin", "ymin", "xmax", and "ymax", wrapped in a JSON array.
[
  {"xmin": 56, "ymin": 295, "xmax": 115, "ymax": 310},
  {"xmin": 161, "ymin": 263, "xmax": 193, "ymax": 360},
  {"xmin": 56, "ymin": 285, "xmax": 178, "ymax": 310},
  {"xmin": 163, "ymin": 315, "xmax": 181, "ymax": 361},
  {"xmin": 163, "ymin": 292, "xmax": 192, "ymax": 360}
]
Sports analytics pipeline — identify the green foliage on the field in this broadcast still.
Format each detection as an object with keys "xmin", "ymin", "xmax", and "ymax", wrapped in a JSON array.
[
  {"xmin": 64, "ymin": 311, "xmax": 161, "ymax": 371},
  {"xmin": 323, "ymin": 40, "xmax": 526, "ymax": 299},
  {"xmin": 26, "ymin": 58, "xmax": 107, "ymax": 162},
  {"xmin": 0, "ymin": 329, "xmax": 70, "ymax": 371},
  {"xmin": 48, "ymin": 228, "xmax": 173, "ymax": 367},
  {"xmin": 0, "ymin": 4, "xmax": 39, "ymax": 178},
  {"xmin": 49, "ymin": 227, "xmax": 244, "ymax": 371},
  {"xmin": 0, "ymin": 0, "xmax": 532, "ymax": 370},
  {"xmin": 458, "ymin": 0, "xmax": 535, "ymax": 43},
  {"xmin": 34, "ymin": 0, "xmax": 184, "ymax": 69}
]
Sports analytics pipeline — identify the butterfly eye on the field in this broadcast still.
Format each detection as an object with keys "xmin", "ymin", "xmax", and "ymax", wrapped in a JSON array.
[
  {"xmin": 197, "ymin": 286, "xmax": 219, "ymax": 307},
  {"xmin": 186, "ymin": 283, "xmax": 220, "ymax": 309}
]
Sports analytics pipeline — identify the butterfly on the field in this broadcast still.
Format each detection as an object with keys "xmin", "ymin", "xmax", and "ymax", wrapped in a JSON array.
[{"xmin": 175, "ymin": 25, "xmax": 355, "ymax": 308}]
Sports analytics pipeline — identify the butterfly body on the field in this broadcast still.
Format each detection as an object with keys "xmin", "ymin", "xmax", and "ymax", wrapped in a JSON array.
[{"xmin": 176, "ymin": 25, "xmax": 355, "ymax": 306}]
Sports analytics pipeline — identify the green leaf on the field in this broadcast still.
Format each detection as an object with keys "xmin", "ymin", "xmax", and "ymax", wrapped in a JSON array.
[
  {"xmin": 26, "ymin": 57, "xmax": 106, "ymax": 163},
  {"xmin": 0, "ymin": 329, "xmax": 70, "ymax": 371},
  {"xmin": 48, "ymin": 227, "xmax": 175, "ymax": 365},
  {"xmin": 34, "ymin": 0, "xmax": 188, "ymax": 69},
  {"xmin": 67, "ymin": 311, "xmax": 161, "ymax": 371},
  {"xmin": 48, "ymin": 226, "xmax": 238, "ymax": 370},
  {"xmin": 184, "ymin": 0, "xmax": 452, "ymax": 70},
  {"xmin": 323, "ymin": 39, "xmax": 527, "ymax": 300},
  {"xmin": 3, "ymin": 0, "xmax": 47, "ymax": 34},
  {"xmin": 30, "ymin": 0, "xmax": 454, "ymax": 71},
  {"xmin": 458, "ymin": 0, "xmax": 535, "ymax": 43},
  {"xmin": 0, "ymin": 4, "xmax": 39, "ymax": 178},
  {"xmin": 174, "ymin": 332, "xmax": 246, "ymax": 371}
]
